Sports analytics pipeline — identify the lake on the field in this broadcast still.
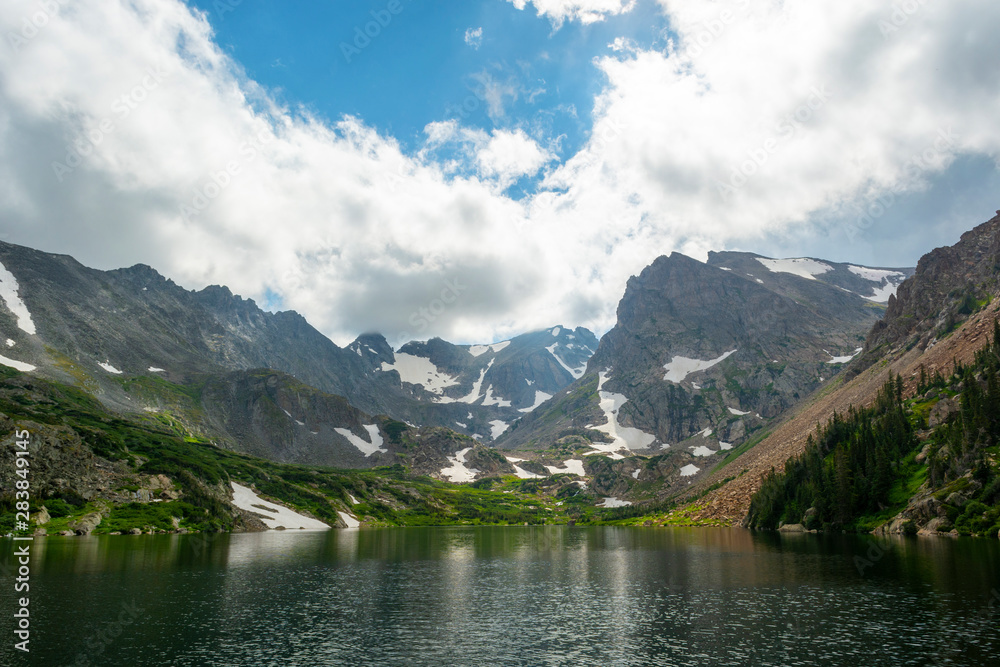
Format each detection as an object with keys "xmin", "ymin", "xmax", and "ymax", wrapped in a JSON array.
[{"xmin": 2, "ymin": 527, "xmax": 999, "ymax": 666}]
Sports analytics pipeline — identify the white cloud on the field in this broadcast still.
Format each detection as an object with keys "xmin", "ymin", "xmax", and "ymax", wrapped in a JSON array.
[
  {"xmin": 508, "ymin": 0, "xmax": 637, "ymax": 26},
  {"xmin": 0, "ymin": 0, "xmax": 999, "ymax": 350},
  {"xmin": 464, "ymin": 26, "xmax": 483, "ymax": 49},
  {"xmin": 476, "ymin": 129, "xmax": 555, "ymax": 188}
]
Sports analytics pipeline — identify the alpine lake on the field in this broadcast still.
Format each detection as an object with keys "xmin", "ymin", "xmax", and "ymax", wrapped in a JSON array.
[{"xmin": 2, "ymin": 526, "xmax": 999, "ymax": 666}]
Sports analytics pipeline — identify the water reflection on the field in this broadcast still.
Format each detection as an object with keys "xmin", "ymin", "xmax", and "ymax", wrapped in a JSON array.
[{"xmin": 1, "ymin": 528, "xmax": 998, "ymax": 666}]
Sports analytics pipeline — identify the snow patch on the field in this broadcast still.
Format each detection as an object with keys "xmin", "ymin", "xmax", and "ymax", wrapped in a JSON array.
[
  {"xmin": 455, "ymin": 421, "xmax": 467, "ymax": 428},
  {"xmin": 690, "ymin": 445, "xmax": 716, "ymax": 457},
  {"xmin": 381, "ymin": 353, "xmax": 459, "ymax": 394},
  {"xmin": 512, "ymin": 465, "xmax": 542, "ymax": 479},
  {"xmin": 231, "ymin": 483, "xmax": 330, "ymax": 530},
  {"xmin": 0, "ymin": 261, "xmax": 36, "ymax": 334},
  {"xmin": 334, "ymin": 426, "xmax": 387, "ymax": 457},
  {"xmin": 728, "ymin": 407, "xmax": 750, "ymax": 416},
  {"xmin": 545, "ymin": 459, "xmax": 586, "ymax": 476},
  {"xmin": 440, "ymin": 447, "xmax": 480, "ymax": 482},
  {"xmin": 719, "ymin": 442, "xmax": 733, "ymax": 451},
  {"xmin": 489, "ymin": 419, "xmax": 509, "ymax": 439},
  {"xmin": 591, "ymin": 372, "xmax": 656, "ymax": 452},
  {"xmin": 598, "ymin": 497, "xmax": 632, "ymax": 508},
  {"xmin": 680, "ymin": 464, "xmax": 701, "ymax": 477},
  {"xmin": 663, "ymin": 350, "xmax": 737, "ymax": 383},
  {"xmin": 698, "ymin": 427, "xmax": 713, "ymax": 438},
  {"xmin": 826, "ymin": 348, "xmax": 863, "ymax": 364},
  {"xmin": 482, "ymin": 385, "xmax": 512, "ymax": 407},
  {"xmin": 148, "ymin": 367, "xmax": 165, "ymax": 373},
  {"xmin": 5, "ymin": 339, "xmax": 13, "ymax": 348},
  {"xmin": 337, "ymin": 511, "xmax": 360, "ymax": 529},
  {"xmin": 847, "ymin": 265, "xmax": 906, "ymax": 283},
  {"xmin": 865, "ymin": 283, "xmax": 898, "ymax": 303},
  {"xmin": 631, "ymin": 469, "xmax": 641, "ymax": 479},
  {"xmin": 98, "ymin": 362, "xmax": 122, "ymax": 374},
  {"xmin": 551, "ymin": 326, "xmax": 561, "ymax": 336},
  {"xmin": 518, "ymin": 390, "xmax": 553, "ymax": 413},
  {"xmin": 468, "ymin": 340, "xmax": 510, "ymax": 357},
  {"xmin": 755, "ymin": 257, "xmax": 833, "ymax": 281},
  {"xmin": 0, "ymin": 354, "xmax": 35, "ymax": 372},
  {"xmin": 546, "ymin": 343, "xmax": 586, "ymax": 379},
  {"xmin": 347, "ymin": 493, "xmax": 359, "ymax": 505}
]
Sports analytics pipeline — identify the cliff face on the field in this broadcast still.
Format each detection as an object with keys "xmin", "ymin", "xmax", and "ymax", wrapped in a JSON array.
[
  {"xmin": 861, "ymin": 212, "xmax": 1000, "ymax": 362},
  {"xmin": 689, "ymin": 211, "xmax": 1000, "ymax": 524},
  {"xmin": 501, "ymin": 251, "xmax": 891, "ymax": 467}
]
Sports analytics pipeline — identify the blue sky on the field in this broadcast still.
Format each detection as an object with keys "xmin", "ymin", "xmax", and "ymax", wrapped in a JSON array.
[
  {"xmin": 189, "ymin": 0, "xmax": 670, "ymax": 197},
  {"xmin": 2, "ymin": 0, "xmax": 999, "ymax": 344}
]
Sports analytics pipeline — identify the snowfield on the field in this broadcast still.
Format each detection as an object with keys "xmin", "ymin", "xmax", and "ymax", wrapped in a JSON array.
[
  {"xmin": 663, "ymin": 350, "xmax": 737, "ymax": 383},
  {"xmin": 519, "ymin": 390, "xmax": 553, "ymax": 413},
  {"xmin": 380, "ymin": 352, "xmax": 458, "ymax": 394},
  {"xmin": 489, "ymin": 419, "xmax": 509, "ymax": 439},
  {"xmin": 0, "ymin": 354, "xmax": 35, "ymax": 372},
  {"xmin": 231, "ymin": 482, "xmax": 331, "ymax": 530},
  {"xmin": 598, "ymin": 497, "xmax": 632, "ymax": 508},
  {"xmin": 847, "ymin": 265, "xmax": 905, "ymax": 283},
  {"xmin": 333, "ymin": 425, "xmax": 387, "ymax": 457},
  {"xmin": 546, "ymin": 343, "xmax": 586, "ymax": 379},
  {"xmin": 440, "ymin": 447, "xmax": 480, "ymax": 482},
  {"xmin": 589, "ymin": 372, "xmax": 656, "ymax": 452},
  {"xmin": 680, "ymin": 464, "xmax": 701, "ymax": 477},
  {"xmin": 755, "ymin": 257, "xmax": 833, "ymax": 281},
  {"xmin": 467, "ymin": 340, "xmax": 510, "ymax": 357},
  {"xmin": 544, "ymin": 459, "xmax": 586, "ymax": 476},
  {"xmin": 0, "ymin": 260, "xmax": 36, "ymax": 335},
  {"xmin": 98, "ymin": 362, "xmax": 123, "ymax": 374}
]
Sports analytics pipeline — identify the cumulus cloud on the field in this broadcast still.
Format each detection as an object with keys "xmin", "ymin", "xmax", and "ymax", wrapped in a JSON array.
[
  {"xmin": 0, "ymin": 0, "xmax": 998, "ymax": 349},
  {"xmin": 464, "ymin": 27, "xmax": 483, "ymax": 49},
  {"xmin": 508, "ymin": 0, "xmax": 637, "ymax": 26}
]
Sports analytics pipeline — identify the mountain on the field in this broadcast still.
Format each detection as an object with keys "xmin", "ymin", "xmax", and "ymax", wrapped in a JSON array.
[
  {"xmin": 687, "ymin": 211, "xmax": 1000, "ymax": 525},
  {"xmin": 499, "ymin": 252, "xmax": 910, "ymax": 475},
  {"xmin": 0, "ymin": 240, "xmax": 595, "ymax": 468}
]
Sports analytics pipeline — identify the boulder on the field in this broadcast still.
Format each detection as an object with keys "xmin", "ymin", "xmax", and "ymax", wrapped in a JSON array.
[
  {"xmin": 945, "ymin": 492, "xmax": 968, "ymax": 508},
  {"xmin": 60, "ymin": 530, "xmax": 74, "ymax": 536},
  {"xmin": 928, "ymin": 398, "xmax": 958, "ymax": 428},
  {"xmin": 68, "ymin": 512, "xmax": 103, "ymax": 535},
  {"xmin": 917, "ymin": 517, "xmax": 952, "ymax": 536},
  {"xmin": 778, "ymin": 523, "xmax": 806, "ymax": 533},
  {"xmin": 128, "ymin": 528, "xmax": 142, "ymax": 535},
  {"xmin": 31, "ymin": 506, "xmax": 51, "ymax": 526}
]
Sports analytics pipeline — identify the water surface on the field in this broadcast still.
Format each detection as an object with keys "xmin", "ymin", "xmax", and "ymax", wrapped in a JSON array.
[{"xmin": 2, "ymin": 527, "xmax": 999, "ymax": 666}]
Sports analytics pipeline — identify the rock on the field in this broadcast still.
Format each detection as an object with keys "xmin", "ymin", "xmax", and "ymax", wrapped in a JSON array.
[
  {"xmin": 915, "ymin": 442, "xmax": 933, "ymax": 465},
  {"xmin": 109, "ymin": 531, "xmax": 121, "ymax": 535},
  {"xmin": 274, "ymin": 525, "xmax": 286, "ymax": 531},
  {"xmin": 31, "ymin": 506, "xmax": 51, "ymax": 526},
  {"xmin": 60, "ymin": 530, "xmax": 74, "ymax": 536},
  {"xmin": 643, "ymin": 520, "xmax": 653, "ymax": 527},
  {"xmin": 33, "ymin": 527, "xmax": 46, "ymax": 536},
  {"xmin": 778, "ymin": 523, "xmax": 806, "ymax": 533},
  {"xmin": 68, "ymin": 512, "xmax": 103, "ymax": 535},
  {"xmin": 128, "ymin": 528, "xmax": 142, "ymax": 535},
  {"xmin": 918, "ymin": 517, "xmax": 952, "ymax": 536},
  {"xmin": 929, "ymin": 398, "xmax": 959, "ymax": 428},
  {"xmin": 945, "ymin": 492, "xmax": 968, "ymax": 508}
]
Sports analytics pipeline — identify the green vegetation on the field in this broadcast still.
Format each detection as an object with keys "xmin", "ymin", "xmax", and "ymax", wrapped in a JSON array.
[{"xmin": 748, "ymin": 320, "xmax": 1000, "ymax": 536}]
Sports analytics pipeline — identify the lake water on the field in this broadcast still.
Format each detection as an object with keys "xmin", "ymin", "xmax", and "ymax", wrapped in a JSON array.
[{"xmin": 2, "ymin": 527, "xmax": 999, "ymax": 666}]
